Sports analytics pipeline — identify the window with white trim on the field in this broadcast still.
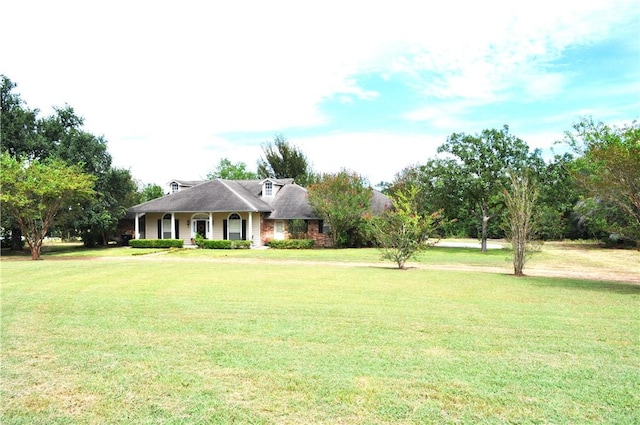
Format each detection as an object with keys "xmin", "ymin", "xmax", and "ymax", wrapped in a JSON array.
[
  {"xmin": 264, "ymin": 181, "xmax": 273, "ymax": 196},
  {"xmin": 162, "ymin": 214, "xmax": 172, "ymax": 239},
  {"xmin": 228, "ymin": 213, "xmax": 242, "ymax": 240}
]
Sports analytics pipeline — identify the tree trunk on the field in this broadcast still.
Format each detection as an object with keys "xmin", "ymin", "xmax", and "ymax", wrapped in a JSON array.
[
  {"xmin": 513, "ymin": 237, "xmax": 525, "ymax": 276},
  {"xmin": 30, "ymin": 245, "xmax": 41, "ymax": 260},
  {"xmin": 26, "ymin": 239, "xmax": 42, "ymax": 260},
  {"xmin": 481, "ymin": 213, "xmax": 490, "ymax": 253}
]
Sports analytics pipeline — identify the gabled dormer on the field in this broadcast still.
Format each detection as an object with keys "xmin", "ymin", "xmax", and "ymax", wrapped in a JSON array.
[
  {"xmin": 261, "ymin": 178, "xmax": 294, "ymax": 198},
  {"xmin": 166, "ymin": 179, "xmax": 206, "ymax": 194}
]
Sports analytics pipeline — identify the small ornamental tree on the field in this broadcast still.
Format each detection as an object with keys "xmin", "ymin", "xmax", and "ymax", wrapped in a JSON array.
[
  {"xmin": 503, "ymin": 172, "xmax": 539, "ymax": 276},
  {"xmin": 307, "ymin": 170, "xmax": 372, "ymax": 247},
  {"xmin": 0, "ymin": 153, "xmax": 95, "ymax": 259},
  {"xmin": 369, "ymin": 186, "xmax": 438, "ymax": 269}
]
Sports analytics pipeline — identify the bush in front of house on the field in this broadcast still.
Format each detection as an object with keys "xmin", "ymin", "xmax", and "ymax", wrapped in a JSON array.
[
  {"xmin": 129, "ymin": 239, "xmax": 184, "ymax": 248},
  {"xmin": 194, "ymin": 235, "xmax": 251, "ymax": 249},
  {"xmin": 268, "ymin": 239, "xmax": 315, "ymax": 249}
]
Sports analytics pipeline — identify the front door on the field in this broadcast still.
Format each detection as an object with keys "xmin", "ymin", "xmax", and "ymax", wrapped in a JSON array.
[{"xmin": 196, "ymin": 220, "xmax": 207, "ymax": 238}]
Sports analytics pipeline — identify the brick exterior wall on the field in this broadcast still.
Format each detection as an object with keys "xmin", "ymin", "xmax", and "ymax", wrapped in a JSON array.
[
  {"xmin": 259, "ymin": 215, "xmax": 332, "ymax": 247},
  {"xmin": 306, "ymin": 220, "xmax": 332, "ymax": 247},
  {"xmin": 260, "ymin": 216, "xmax": 275, "ymax": 245}
]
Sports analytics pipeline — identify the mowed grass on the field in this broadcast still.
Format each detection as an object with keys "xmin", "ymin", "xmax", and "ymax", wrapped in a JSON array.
[{"xmin": 1, "ymin": 251, "xmax": 639, "ymax": 424}]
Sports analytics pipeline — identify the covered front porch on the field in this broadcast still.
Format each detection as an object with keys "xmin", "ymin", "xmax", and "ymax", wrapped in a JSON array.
[{"xmin": 133, "ymin": 211, "xmax": 262, "ymax": 246}]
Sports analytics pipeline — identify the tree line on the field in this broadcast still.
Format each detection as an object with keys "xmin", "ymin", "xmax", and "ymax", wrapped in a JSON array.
[
  {"xmin": 1, "ymin": 76, "xmax": 140, "ymax": 257},
  {"xmin": 208, "ymin": 123, "xmax": 639, "ymax": 253},
  {"xmin": 2, "ymin": 75, "xmax": 638, "ymax": 262}
]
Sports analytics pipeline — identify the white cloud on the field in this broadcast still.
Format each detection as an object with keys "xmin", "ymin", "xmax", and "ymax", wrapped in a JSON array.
[
  {"xmin": 3, "ymin": 0, "xmax": 637, "ymax": 185},
  {"xmin": 294, "ymin": 131, "xmax": 444, "ymax": 185}
]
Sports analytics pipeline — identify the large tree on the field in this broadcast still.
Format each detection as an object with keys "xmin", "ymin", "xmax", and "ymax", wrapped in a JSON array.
[
  {"xmin": 76, "ymin": 167, "xmax": 139, "ymax": 246},
  {"xmin": 0, "ymin": 153, "xmax": 95, "ymax": 259},
  {"xmin": 437, "ymin": 126, "xmax": 542, "ymax": 251},
  {"xmin": 390, "ymin": 160, "xmax": 474, "ymax": 238},
  {"xmin": 207, "ymin": 157, "xmax": 258, "ymax": 180},
  {"xmin": 535, "ymin": 153, "xmax": 582, "ymax": 240},
  {"xmin": 138, "ymin": 183, "xmax": 164, "ymax": 203},
  {"xmin": 565, "ymin": 118, "xmax": 640, "ymax": 243},
  {"xmin": 307, "ymin": 170, "xmax": 372, "ymax": 247},
  {"xmin": 257, "ymin": 134, "xmax": 316, "ymax": 186},
  {"xmin": 1, "ymin": 77, "xmax": 138, "ymax": 247},
  {"xmin": 1, "ymin": 76, "xmax": 43, "ymax": 249}
]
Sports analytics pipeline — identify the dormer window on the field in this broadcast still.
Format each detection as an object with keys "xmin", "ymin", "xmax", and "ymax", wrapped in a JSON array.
[
  {"xmin": 170, "ymin": 182, "xmax": 179, "ymax": 193},
  {"xmin": 264, "ymin": 181, "xmax": 273, "ymax": 196}
]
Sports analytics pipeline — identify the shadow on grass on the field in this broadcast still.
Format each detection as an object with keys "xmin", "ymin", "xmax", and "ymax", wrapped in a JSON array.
[
  {"xmin": 527, "ymin": 276, "xmax": 640, "ymax": 295},
  {"xmin": 1, "ymin": 243, "xmax": 122, "ymax": 259}
]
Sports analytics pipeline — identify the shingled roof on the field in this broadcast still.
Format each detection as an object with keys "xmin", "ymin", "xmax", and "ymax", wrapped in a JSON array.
[
  {"xmin": 263, "ymin": 184, "xmax": 316, "ymax": 219},
  {"xmin": 127, "ymin": 178, "xmax": 391, "ymax": 219},
  {"xmin": 129, "ymin": 179, "xmax": 273, "ymax": 214}
]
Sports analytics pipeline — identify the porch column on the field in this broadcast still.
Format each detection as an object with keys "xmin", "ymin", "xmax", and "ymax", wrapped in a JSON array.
[
  {"xmin": 248, "ymin": 212, "xmax": 253, "ymax": 245},
  {"xmin": 135, "ymin": 213, "xmax": 140, "ymax": 239},
  {"xmin": 209, "ymin": 213, "xmax": 213, "ymax": 239},
  {"xmin": 171, "ymin": 213, "xmax": 176, "ymax": 239}
]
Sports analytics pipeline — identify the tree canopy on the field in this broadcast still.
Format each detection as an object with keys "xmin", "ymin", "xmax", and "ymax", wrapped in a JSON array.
[
  {"xmin": 435, "ymin": 126, "xmax": 542, "ymax": 251},
  {"xmin": 138, "ymin": 183, "xmax": 164, "ymax": 203},
  {"xmin": 0, "ymin": 153, "xmax": 95, "ymax": 259},
  {"xmin": 1, "ymin": 76, "xmax": 138, "ymax": 247},
  {"xmin": 307, "ymin": 170, "xmax": 372, "ymax": 247},
  {"xmin": 565, "ymin": 118, "xmax": 640, "ymax": 242},
  {"xmin": 207, "ymin": 157, "xmax": 258, "ymax": 180},
  {"xmin": 257, "ymin": 134, "xmax": 316, "ymax": 186}
]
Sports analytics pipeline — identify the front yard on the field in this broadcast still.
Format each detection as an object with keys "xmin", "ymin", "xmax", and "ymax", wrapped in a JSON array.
[{"xmin": 1, "ymin": 243, "xmax": 638, "ymax": 424}]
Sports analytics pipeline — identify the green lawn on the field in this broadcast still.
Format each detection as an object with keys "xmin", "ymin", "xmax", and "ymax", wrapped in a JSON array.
[{"xmin": 1, "ymin": 250, "xmax": 639, "ymax": 424}]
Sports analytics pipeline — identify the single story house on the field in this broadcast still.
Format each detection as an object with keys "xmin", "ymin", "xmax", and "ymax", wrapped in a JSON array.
[{"xmin": 126, "ymin": 178, "xmax": 390, "ymax": 247}]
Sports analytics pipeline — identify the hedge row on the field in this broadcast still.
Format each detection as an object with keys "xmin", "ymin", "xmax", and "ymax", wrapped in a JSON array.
[
  {"xmin": 268, "ymin": 239, "xmax": 315, "ymax": 249},
  {"xmin": 196, "ymin": 239, "xmax": 251, "ymax": 249},
  {"xmin": 129, "ymin": 239, "xmax": 184, "ymax": 249}
]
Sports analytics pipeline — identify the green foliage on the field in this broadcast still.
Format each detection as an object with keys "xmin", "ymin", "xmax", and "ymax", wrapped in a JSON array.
[
  {"xmin": 436, "ymin": 126, "xmax": 543, "ymax": 251},
  {"xmin": 535, "ymin": 153, "xmax": 582, "ymax": 240},
  {"xmin": 0, "ymin": 153, "xmax": 95, "ymax": 259},
  {"xmin": 565, "ymin": 118, "xmax": 640, "ymax": 243},
  {"xmin": 257, "ymin": 134, "xmax": 317, "ymax": 186},
  {"xmin": 390, "ymin": 161, "xmax": 468, "ymax": 238},
  {"xmin": 1, "ymin": 78, "xmax": 138, "ymax": 248},
  {"xmin": 268, "ymin": 239, "xmax": 315, "ymax": 249},
  {"xmin": 138, "ymin": 183, "xmax": 164, "ymax": 202},
  {"xmin": 194, "ymin": 234, "xmax": 250, "ymax": 249},
  {"xmin": 368, "ymin": 186, "xmax": 438, "ymax": 269},
  {"xmin": 0, "ymin": 76, "xmax": 42, "ymax": 159},
  {"xmin": 207, "ymin": 157, "xmax": 258, "ymax": 180},
  {"xmin": 129, "ymin": 239, "xmax": 184, "ymax": 248},
  {"xmin": 287, "ymin": 219, "xmax": 309, "ymax": 239},
  {"xmin": 38, "ymin": 104, "xmax": 112, "ymax": 175},
  {"xmin": 307, "ymin": 170, "xmax": 373, "ymax": 247},
  {"xmin": 76, "ymin": 167, "xmax": 138, "ymax": 247}
]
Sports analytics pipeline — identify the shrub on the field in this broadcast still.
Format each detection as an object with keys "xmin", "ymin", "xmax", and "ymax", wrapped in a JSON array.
[
  {"xmin": 196, "ymin": 238, "xmax": 251, "ymax": 249},
  {"xmin": 268, "ymin": 239, "xmax": 315, "ymax": 249},
  {"xmin": 129, "ymin": 239, "xmax": 184, "ymax": 249}
]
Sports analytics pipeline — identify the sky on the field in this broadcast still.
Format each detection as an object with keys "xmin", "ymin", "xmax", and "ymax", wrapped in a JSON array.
[{"xmin": 3, "ymin": 0, "xmax": 639, "ymax": 188}]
